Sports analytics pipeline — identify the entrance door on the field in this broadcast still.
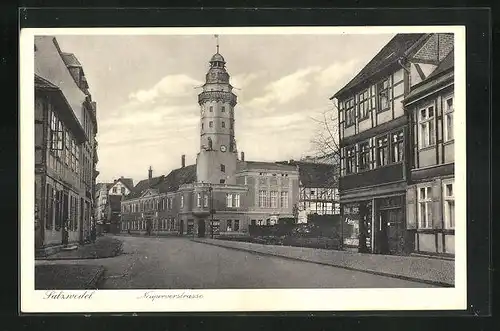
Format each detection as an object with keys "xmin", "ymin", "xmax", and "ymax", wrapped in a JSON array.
[
  {"xmin": 377, "ymin": 208, "xmax": 405, "ymax": 255},
  {"xmin": 62, "ymin": 192, "xmax": 69, "ymax": 245},
  {"xmin": 197, "ymin": 219, "xmax": 205, "ymax": 238}
]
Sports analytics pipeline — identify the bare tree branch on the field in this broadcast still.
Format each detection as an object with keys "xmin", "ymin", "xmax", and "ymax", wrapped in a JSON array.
[{"xmin": 309, "ymin": 101, "xmax": 341, "ymax": 167}]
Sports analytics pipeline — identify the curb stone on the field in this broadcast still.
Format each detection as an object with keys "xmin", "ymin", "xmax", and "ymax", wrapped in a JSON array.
[{"xmin": 192, "ymin": 239, "xmax": 454, "ymax": 287}]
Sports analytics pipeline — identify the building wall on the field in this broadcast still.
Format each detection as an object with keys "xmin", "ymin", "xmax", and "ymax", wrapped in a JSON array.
[{"xmin": 108, "ymin": 181, "xmax": 131, "ymax": 196}]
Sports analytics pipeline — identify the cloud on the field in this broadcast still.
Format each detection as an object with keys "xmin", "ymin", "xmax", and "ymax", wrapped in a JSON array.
[
  {"xmin": 245, "ymin": 66, "xmax": 321, "ymax": 110},
  {"xmin": 128, "ymin": 74, "xmax": 202, "ymax": 104},
  {"xmin": 315, "ymin": 59, "xmax": 364, "ymax": 90}
]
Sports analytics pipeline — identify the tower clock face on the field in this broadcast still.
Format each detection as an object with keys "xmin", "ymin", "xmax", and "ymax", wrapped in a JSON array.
[{"xmin": 220, "ymin": 145, "xmax": 227, "ymax": 152}]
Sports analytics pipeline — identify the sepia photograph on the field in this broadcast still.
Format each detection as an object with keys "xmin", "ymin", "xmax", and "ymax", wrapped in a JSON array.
[{"xmin": 20, "ymin": 26, "xmax": 467, "ymax": 312}]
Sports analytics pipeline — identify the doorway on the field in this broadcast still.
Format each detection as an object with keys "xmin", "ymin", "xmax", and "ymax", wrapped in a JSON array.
[
  {"xmin": 376, "ymin": 207, "xmax": 405, "ymax": 255},
  {"xmin": 197, "ymin": 219, "xmax": 206, "ymax": 238}
]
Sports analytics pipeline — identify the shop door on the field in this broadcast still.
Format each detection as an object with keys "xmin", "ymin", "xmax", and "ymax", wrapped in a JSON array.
[
  {"xmin": 377, "ymin": 208, "xmax": 405, "ymax": 255},
  {"xmin": 197, "ymin": 219, "xmax": 205, "ymax": 238}
]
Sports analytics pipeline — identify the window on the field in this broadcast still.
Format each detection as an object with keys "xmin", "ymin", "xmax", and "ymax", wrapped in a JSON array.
[
  {"xmin": 50, "ymin": 112, "xmax": 64, "ymax": 154},
  {"xmin": 209, "ymin": 121, "xmax": 213, "ymax": 128},
  {"xmin": 220, "ymin": 179, "xmax": 225, "ymax": 184},
  {"xmin": 444, "ymin": 96, "xmax": 454, "ymax": 142},
  {"xmin": 201, "ymin": 123, "xmax": 204, "ymax": 130},
  {"xmin": 207, "ymin": 137, "xmax": 213, "ymax": 149},
  {"xmin": 180, "ymin": 195, "xmax": 184, "ymax": 208},
  {"xmin": 376, "ymin": 135, "xmax": 389, "ymax": 166},
  {"xmin": 121, "ymin": 187, "xmax": 126, "ymax": 194},
  {"xmin": 357, "ymin": 89, "xmax": 370, "ymax": 119},
  {"xmin": 221, "ymin": 164, "xmax": 225, "ymax": 172},
  {"xmin": 64, "ymin": 131, "xmax": 71, "ymax": 166},
  {"xmin": 259, "ymin": 190, "xmax": 267, "ymax": 208},
  {"xmin": 204, "ymin": 194, "xmax": 209, "ymax": 207},
  {"xmin": 443, "ymin": 180, "xmax": 455, "ymax": 229},
  {"xmin": 344, "ymin": 98, "xmax": 355, "ymax": 127},
  {"xmin": 226, "ymin": 220, "xmax": 232, "ymax": 231},
  {"xmin": 221, "ymin": 106, "xmax": 225, "ymax": 112},
  {"xmin": 251, "ymin": 220, "xmax": 256, "ymax": 226},
  {"xmin": 419, "ymin": 105, "xmax": 435, "ymax": 148},
  {"xmin": 418, "ymin": 186, "xmax": 433, "ymax": 229},
  {"xmin": 234, "ymin": 220, "xmax": 240, "ymax": 231},
  {"xmin": 234, "ymin": 194, "xmax": 240, "ymax": 208},
  {"xmin": 346, "ymin": 146, "xmax": 356, "ymax": 174},
  {"xmin": 221, "ymin": 121, "xmax": 225, "ymax": 128},
  {"xmin": 226, "ymin": 193, "xmax": 233, "ymax": 207},
  {"xmin": 270, "ymin": 191, "xmax": 278, "ymax": 208},
  {"xmin": 377, "ymin": 78, "xmax": 390, "ymax": 111},
  {"xmin": 209, "ymin": 106, "xmax": 213, "ymax": 112},
  {"xmin": 391, "ymin": 130, "xmax": 404, "ymax": 163},
  {"xmin": 113, "ymin": 187, "xmax": 117, "ymax": 193},
  {"xmin": 280, "ymin": 191, "xmax": 288, "ymax": 208},
  {"xmin": 358, "ymin": 141, "xmax": 371, "ymax": 171},
  {"xmin": 196, "ymin": 193, "xmax": 201, "ymax": 207}
]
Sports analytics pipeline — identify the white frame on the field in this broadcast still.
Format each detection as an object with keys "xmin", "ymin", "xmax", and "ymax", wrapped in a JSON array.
[
  {"xmin": 417, "ymin": 185, "xmax": 433, "ymax": 229},
  {"xmin": 226, "ymin": 193, "xmax": 233, "ymax": 207},
  {"xmin": 280, "ymin": 191, "xmax": 288, "ymax": 208},
  {"xmin": 234, "ymin": 194, "xmax": 240, "ymax": 208},
  {"xmin": 443, "ymin": 94, "xmax": 454, "ymax": 142},
  {"xmin": 419, "ymin": 105, "xmax": 436, "ymax": 149},
  {"xmin": 442, "ymin": 179, "xmax": 455, "ymax": 229}
]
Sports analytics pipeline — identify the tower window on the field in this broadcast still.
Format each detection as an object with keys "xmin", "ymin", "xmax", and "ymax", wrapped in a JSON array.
[
  {"xmin": 221, "ymin": 121, "xmax": 226, "ymax": 128},
  {"xmin": 209, "ymin": 121, "xmax": 213, "ymax": 128},
  {"xmin": 210, "ymin": 106, "xmax": 213, "ymax": 112},
  {"xmin": 221, "ymin": 164, "xmax": 225, "ymax": 172},
  {"xmin": 201, "ymin": 123, "xmax": 204, "ymax": 129},
  {"xmin": 222, "ymin": 106, "xmax": 225, "ymax": 112}
]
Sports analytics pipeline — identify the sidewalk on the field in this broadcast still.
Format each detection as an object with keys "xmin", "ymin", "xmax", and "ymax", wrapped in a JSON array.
[
  {"xmin": 37, "ymin": 236, "xmax": 123, "ymax": 260},
  {"xmin": 193, "ymin": 238, "xmax": 455, "ymax": 287},
  {"xmin": 35, "ymin": 264, "xmax": 105, "ymax": 289}
]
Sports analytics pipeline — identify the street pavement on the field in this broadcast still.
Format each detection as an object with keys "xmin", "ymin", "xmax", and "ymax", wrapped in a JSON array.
[{"xmin": 36, "ymin": 235, "xmax": 435, "ymax": 289}]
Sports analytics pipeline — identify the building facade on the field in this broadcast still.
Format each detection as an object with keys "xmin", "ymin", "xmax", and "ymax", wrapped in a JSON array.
[
  {"xmin": 120, "ymin": 47, "xmax": 300, "ymax": 236},
  {"xmin": 34, "ymin": 36, "xmax": 98, "ymax": 249},
  {"xmin": 333, "ymin": 33, "xmax": 454, "ymax": 256},
  {"xmin": 404, "ymin": 37, "xmax": 455, "ymax": 256},
  {"xmin": 94, "ymin": 177, "xmax": 133, "ymax": 227}
]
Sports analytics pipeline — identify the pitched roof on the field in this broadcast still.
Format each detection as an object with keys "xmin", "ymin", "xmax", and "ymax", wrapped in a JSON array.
[
  {"xmin": 107, "ymin": 195, "xmax": 122, "ymax": 211},
  {"xmin": 238, "ymin": 161, "xmax": 297, "ymax": 172},
  {"xmin": 113, "ymin": 177, "xmax": 134, "ymax": 191},
  {"xmin": 127, "ymin": 175, "xmax": 165, "ymax": 199},
  {"xmin": 35, "ymin": 74, "xmax": 59, "ymax": 90},
  {"xmin": 332, "ymin": 33, "xmax": 427, "ymax": 99},
  {"xmin": 404, "ymin": 50, "xmax": 454, "ymax": 104},
  {"xmin": 156, "ymin": 165, "xmax": 197, "ymax": 193},
  {"xmin": 277, "ymin": 161, "xmax": 338, "ymax": 188}
]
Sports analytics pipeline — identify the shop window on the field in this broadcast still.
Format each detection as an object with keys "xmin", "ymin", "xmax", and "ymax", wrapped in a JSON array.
[
  {"xmin": 376, "ymin": 135, "xmax": 389, "ymax": 166},
  {"xmin": 443, "ymin": 180, "xmax": 455, "ymax": 229},
  {"xmin": 234, "ymin": 220, "xmax": 240, "ymax": 231},
  {"xmin": 418, "ymin": 186, "xmax": 433, "ymax": 229},
  {"xmin": 346, "ymin": 146, "xmax": 356, "ymax": 174},
  {"xmin": 391, "ymin": 130, "xmax": 404, "ymax": 163},
  {"xmin": 419, "ymin": 105, "xmax": 436, "ymax": 148},
  {"xmin": 358, "ymin": 141, "xmax": 371, "ymax": 171},
  {"xmin": 226, "ymin": 220, "xmax": 232, "ymax": 231},
  {"xmin": 444, "ymin": 95, "xmax": 454, "ymax": 142}
]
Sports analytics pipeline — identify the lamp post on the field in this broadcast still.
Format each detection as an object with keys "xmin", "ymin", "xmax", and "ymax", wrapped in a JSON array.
[{"xmin": 209, "ymin": 184, "xmax": 214, "ymax": 239}]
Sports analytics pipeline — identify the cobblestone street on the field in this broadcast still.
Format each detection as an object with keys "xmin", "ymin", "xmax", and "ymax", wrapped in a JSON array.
[{"xmin": 36, "ymin": 235, "xmax": 435, "ymax": 289}]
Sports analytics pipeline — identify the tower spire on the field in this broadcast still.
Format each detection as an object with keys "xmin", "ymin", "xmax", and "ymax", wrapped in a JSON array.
[{"xmin": 214, "ymin": 34, "xmax": 219, "ymax": 53}]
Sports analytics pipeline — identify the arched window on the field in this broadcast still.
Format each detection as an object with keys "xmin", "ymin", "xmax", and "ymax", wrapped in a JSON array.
[{"xmin": 207, "ymin": 137, "xmax": 213, "ymax": 150}]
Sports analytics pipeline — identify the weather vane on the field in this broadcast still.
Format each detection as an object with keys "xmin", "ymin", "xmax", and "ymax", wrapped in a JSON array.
[{"xmin": 214, "ymin": 34, "xmax": 219, "ymax": 53}]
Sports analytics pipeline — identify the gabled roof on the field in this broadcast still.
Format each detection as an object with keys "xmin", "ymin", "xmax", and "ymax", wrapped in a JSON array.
[
  {"xmin": 156, "ymin": 165, "xmax": 197, "ymax": 193},
  {"xmin": 238, "ymin": 161, "xmax": 297, "ymax": 172},
  {"xmin": 277, "ymin": 161, "xmax": 338, "ymax": 188},
  {"xmin": 332, "ymin": 33, "xmax": 427, "ymax": 99},
  {"xmin": 112, "ymin": 177, "xmax": 134, "ymax": 192},
  {"xmin": 107, "ymin": 195, "xmax": 122, "ymax": 211},
  {"xmin": 127, "ymin": 175, "xmax": 165, "ymax": 199},
  {"xmin": 404, "ymin": 50, "xmax": 454, "ymax": 104},
  {"xmin": 35, "ymin": 74, "xmax": 59, "ymax": 90}
]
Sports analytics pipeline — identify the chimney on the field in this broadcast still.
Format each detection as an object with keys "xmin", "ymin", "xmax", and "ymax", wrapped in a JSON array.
[
  {"xmin": 241, "ymin": 151, "xmax": 245, "ymax": 161},
  {"xmin": 181, "ymin": 155, "xmax": 186, "ymax": 168},
  {"xmin": 148, "ymin": 166, "xmax": 153, "ymax": 180}
]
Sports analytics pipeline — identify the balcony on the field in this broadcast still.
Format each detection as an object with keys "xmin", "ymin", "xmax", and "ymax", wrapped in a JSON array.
[
  {"xmin": 339, "ymin": 163, "xmax": 405, "ymax": 192},
  {"xmin": 198, "ymin": 91, "xmax": 237, "ymax": 107}
]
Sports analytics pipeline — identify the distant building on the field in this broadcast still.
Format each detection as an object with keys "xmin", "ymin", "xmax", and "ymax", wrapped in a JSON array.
[
  {"xmin": 94, "ymin": 177, "xmax": 133, "ymax": 228},
  {"xmin": 121, "ymin": 45, "xmax": 300, "ymax": 236},
  {"xmin": 34, "ymin": 36, "xmax": 98, "ymax": 250},
  {"xmin": 105, "ymin": 195, "xmax": 123, "ymax": 234}
]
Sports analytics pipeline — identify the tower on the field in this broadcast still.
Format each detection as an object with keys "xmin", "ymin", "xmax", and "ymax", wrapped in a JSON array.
[{"xmin": 196, "ymin": 36, "xmax": 238, "ymax": 185}]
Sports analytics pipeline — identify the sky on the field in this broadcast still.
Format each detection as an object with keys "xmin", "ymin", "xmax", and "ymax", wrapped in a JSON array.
[{"xmin": 54, "ymin": 33, "xmax": 395, "ymax": 184}]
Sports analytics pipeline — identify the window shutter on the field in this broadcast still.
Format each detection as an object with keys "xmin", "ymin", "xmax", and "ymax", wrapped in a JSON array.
[
  {"xmin": 432, "ymin": 180, "xmax": 443, "ymax": 229},
  {"xmin": 406, "ymin": 187, "xmax": 417, "ymax": 229}
]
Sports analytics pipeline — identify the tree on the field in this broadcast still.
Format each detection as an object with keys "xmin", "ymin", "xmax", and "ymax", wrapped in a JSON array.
[{"xmin": 309, "ymin": 100, "xmax": 342, "ymax": 166}]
